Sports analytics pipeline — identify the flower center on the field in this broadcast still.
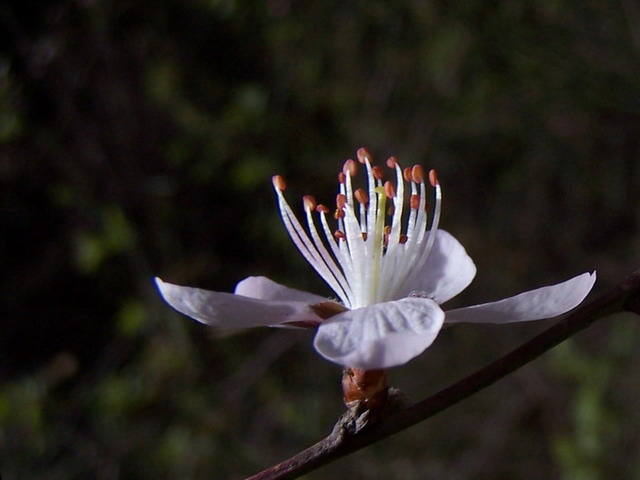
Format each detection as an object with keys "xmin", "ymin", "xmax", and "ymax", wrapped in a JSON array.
[{"xmin": 273, "ymin": 148, "xmax": 442, "ymax": 310}]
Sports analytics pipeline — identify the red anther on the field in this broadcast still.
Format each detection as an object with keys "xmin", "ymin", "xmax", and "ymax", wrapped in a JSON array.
[
  {"xmin": 403, "ymin": 167, "xmax": 412, "ymax": 182},
  {"xmin": 316, "ymin": 204, "xmax": 331, "ymax": 214},
  {"xmin": 386, "ymin": 157, "xmax": 398, "ymax": 168},
  {"xmin": 338, "ymin": 172, "xmax": 346, "ymax": 184},
  {"xmin": 384, "ymin": 180, "xmax": 396, "ymax": 198},
  {"xmin": 334, "ymin": 230, "xmax": 346, "ymax": 240},
  {"xmin": 399, "ymin": 234, "xmax": 408, "ymax": 244},
  {"xmin": 334, "ymin": 209, "xmax": 345, "ymax": 219},
  {"xmin": 343, "ymin": 159, "xmax": 358, "ymax": 177},
  {"xmin": 372, "ymin": 166, "xmax": 385, "ymax": 180},
  {"xmin": 411, "ymin": 165, "xmax": 425, "ymax": 183},
  {"xmin": 429, "ymin": 169, "xmax": 439, "ymax": 187},
  {"xmin": 354, "ymin": 188, "xmax": 369, "ymax": 205},
  {"xmin": 303, "ymin": 195, "xmax": 317, "ymax": 212},
  {"xmin": 410, "ymin": 194, "xmax": 420, "ymax": 210},
  {"xmin": 272, "ymin": 175, "xmax": 287, "ymax": 191},
  {"xmin": 336, "ymin": 193, "xmax": 347, "ymax": 209},
  {"xmin": 357, "ymin": 147, "xmax": 373, "ymax": 164}
]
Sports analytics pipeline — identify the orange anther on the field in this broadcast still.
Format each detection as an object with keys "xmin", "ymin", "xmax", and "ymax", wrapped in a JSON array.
[
  {"xmin": 343, "ymin": 159, "xmax": 358, "ymax": 177},
  {"xmin": 386, "ymin": 157, "xmax": 398, "ymax": 168},
  {"xmin": 334, "ymin": 230, "xmax": 346, "ymax": 240},
  {"xmin": 429, "ymin": 169, "xmax": 439, "ymax": 187},
  {"xmin": 403, "ymin": 167, "xmax": 412, "ymax": 182},
  {"xmin": 384, "ymin": 180, "xmax": 396, "ymax": 198},
  {"xmin": 357, "ymin": 147, "xmax": 373, "ymax": 164},
  {"xmin": 338, "ymin": 172, "xmax": 346, "ymax": 184},
  {"xmin": 336, "ymin": 194, "xmax": 347, "ymax": 209},
  {"xmin": 354, "ymin": 188, "xmax": 369, "ymax": 205},
  {"xmin": 411, "ymin": 165, "xmax": 425, "ymax": 183},
  {"xmin": 272, "ymin": 175, "xmax": 287, "ymax": 191},
  {"xmin": 316, "ymin": 204, "xmax": 330, "ymax": 214},
  {"xmin": 410, "ymin": 194, "xmax": 420, "ymax": 210},
  {"xmin": 372, "ymin": 166, "xmax": 385, "ymax": 181},
  {"xmin": 303, "ymin": 195, "xmax": 317, "ymax": 212}
]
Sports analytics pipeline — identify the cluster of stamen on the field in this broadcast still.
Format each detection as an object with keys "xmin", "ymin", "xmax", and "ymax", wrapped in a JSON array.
[{"xmin": 272, "ymin": 148, "xmax": 441, "ymax": 310}]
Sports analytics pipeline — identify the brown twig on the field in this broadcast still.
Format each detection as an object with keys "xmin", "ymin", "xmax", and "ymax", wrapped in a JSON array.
[{"xmin": 245, "ymin": 269, "xmax": 640, "ymax": 480}]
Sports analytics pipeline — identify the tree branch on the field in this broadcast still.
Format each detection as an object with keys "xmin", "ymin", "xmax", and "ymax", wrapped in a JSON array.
[{"xmin": 245, "ymin": 269, "xmax": 640, "ymax": 480}]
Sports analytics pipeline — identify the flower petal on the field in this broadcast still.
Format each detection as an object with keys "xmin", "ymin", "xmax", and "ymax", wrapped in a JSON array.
[
  {"xmin": 234, "ymin": 276, "xmax": 328, "ymax": 304},
  {"xmin": 444, "ymin": 271, "xmax": 596, "ymax": 324},
  {"xmin": 409, "ymin": 230, "xmax": 477, "ymax": 304},
  {"xmin": 313, "ymin": 297, "xmax": 445, "ymax": 369},
  {"xmin": 155, "ymin": 278, "xmax": 323, "ymax": 329}
]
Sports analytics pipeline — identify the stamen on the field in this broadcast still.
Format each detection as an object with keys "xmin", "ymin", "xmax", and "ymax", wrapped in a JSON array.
[
  {"xmin": 303, "ymin": 199, "xmax": 354, "ymax": 304},
  {"xmin": 384, "ymin": 180, "xmax": 396, "ymax": 198},
  {"xmin": 274, "ymin": 190, "xmax": 351, "ymax": 305},
  {"xmin": 411, "ymin": 165, "xmax": 425, "ymax": 183},
  {"xmin": 354, "ymin": 188, "xmax": 369, "ymax": 205},
  {"xmin": 357, "ymin": 147, "xmax": 373, "ymax": 164},
  {"xmin": 395, "ymin": 178, "xmax": 442, "ymax": 295},
  {"xmin": 361, "ymin": 155, "xmax": 378, "ymax": 240},
  {"xmin": 272, "ymin": 175, "xmax": 287, "ymax": 191},
  {"xmin": 303, "ymin": 195, "xmax": 317, "ymax": 212},
  {"xmin": 429, "ymin": 169, "xmax": 439, "ymax": 187},
  {"xmin": 317, "ymin": 207, "xmax": 354, "ymax": 277},
  {"xmin": 343, "ymin": 159, "xmax": 358, "ymax": 177},
  {"xmin": 384, "ymin": 158, "xmax": 405, "ymax": 255},
  {"xmin": 273, "ymin": 147, "xmax": 443, "ymax": 310},
  {"xmin": 354, "ymin": 189, "xmax": 369, "ymax": 234}
]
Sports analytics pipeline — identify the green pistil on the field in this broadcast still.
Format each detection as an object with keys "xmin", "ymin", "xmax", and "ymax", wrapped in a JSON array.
[{"xmin": 371, "ymin": 187, "xmax": 387, "ymax": 302}]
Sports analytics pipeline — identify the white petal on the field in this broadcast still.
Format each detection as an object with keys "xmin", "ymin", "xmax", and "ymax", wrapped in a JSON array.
[
  {"xmin": 409, "ymin": 230, "xmax": 477, "ymax": 304},
  {"xmin": 444, "ymin": 271, "xmax": 596, "ymax": 324},
  {"xmin": 234, "ymin": 276, "xmax": 328, "ymax": 303},
  {"xmin": 313, "ymin": 297, "xmax": 445, "ymax": 369},
  {"xmin": 155, "ymin": 278, "xmax": 322, "ymax": 329}
]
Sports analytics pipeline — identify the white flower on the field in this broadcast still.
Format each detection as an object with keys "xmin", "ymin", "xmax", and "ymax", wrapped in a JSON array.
[{"xmin": 155, "ymin": 148, "xmax": 596, "ymax": 370}]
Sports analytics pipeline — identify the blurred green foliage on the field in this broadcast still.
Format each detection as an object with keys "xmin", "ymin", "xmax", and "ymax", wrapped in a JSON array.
[{"xmin": 1, "ymin": 0, "xmax": 640, "ymax": 478}]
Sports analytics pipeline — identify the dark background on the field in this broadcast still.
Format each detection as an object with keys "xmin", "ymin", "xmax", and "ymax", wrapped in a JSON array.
[{"xmin": 1, "ymin": 0, "xmax": 639, "ymax": 478}]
